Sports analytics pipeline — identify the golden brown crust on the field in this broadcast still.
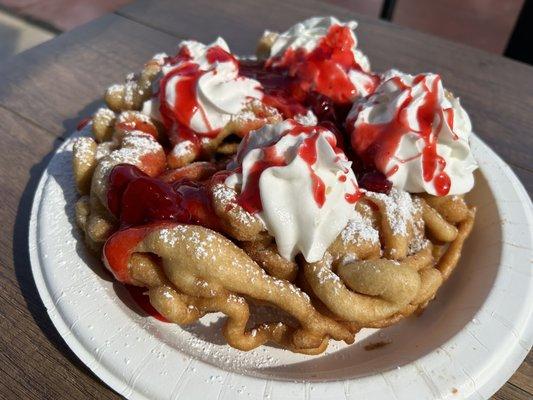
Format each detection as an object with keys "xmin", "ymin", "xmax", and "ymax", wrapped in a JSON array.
[
  {"xmin": 240, "ymin": 238, "xmax": 299, "ymax": 281},
  {"xmin": 72, "ymin": 137, "xmax": 97, "ymax": 195}
]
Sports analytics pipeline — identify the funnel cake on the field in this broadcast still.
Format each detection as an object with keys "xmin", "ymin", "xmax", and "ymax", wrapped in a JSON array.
[{"xmin": 71, "ymin": 16, "xmax": 477, "ymax": 354}]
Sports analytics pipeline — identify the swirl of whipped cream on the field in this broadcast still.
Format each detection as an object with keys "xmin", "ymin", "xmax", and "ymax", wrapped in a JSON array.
[
  {"xmin": 265, "ymin": 16, "xmax": 377, "ymax": 102},
  {"xmin": 226, "ymin": 120, "xmax": 359, "ymax": 262},
  {"xmin": 146, "ymin": 38, "xmax": 263, "ymax": 135},
  {"xmin": 348, "ymin": 69, "xmax": 478, "ymax": 196}
]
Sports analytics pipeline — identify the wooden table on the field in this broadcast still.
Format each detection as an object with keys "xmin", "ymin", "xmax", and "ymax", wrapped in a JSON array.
[{"xmin": 0, "ymin": 1, "xmax": 531, "ymax": 398}]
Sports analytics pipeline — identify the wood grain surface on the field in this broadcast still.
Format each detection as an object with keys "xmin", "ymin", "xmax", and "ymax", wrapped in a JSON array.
[{"xmin": 0, "ymin": 0, "xmax": 530, "ymax": 399}]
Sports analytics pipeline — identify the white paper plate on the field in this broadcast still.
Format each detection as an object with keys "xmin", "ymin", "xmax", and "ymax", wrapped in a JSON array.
[{"xmin": 29, "ymin": 132, "xmax": 533, "ymax": 400}]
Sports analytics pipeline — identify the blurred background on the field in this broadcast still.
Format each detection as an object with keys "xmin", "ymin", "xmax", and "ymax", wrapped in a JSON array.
[{"xmin": 0, "ymin": 0, "xmax": 530, "ymax": 63}]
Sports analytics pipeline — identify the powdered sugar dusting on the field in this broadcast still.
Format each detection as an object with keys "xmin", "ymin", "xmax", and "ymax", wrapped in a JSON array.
[
  {"xmin": 117, "ymin": 110, "xmax": 153, "ymax": 124},
  {"xmin": 94, "ymin": 107, "xmax": 116, "ymax": 124},
  {"xmin": 171, "ymin": 140, "xmax": 195, "ymax": 158},
  {"xmin": 312, "ymin": 255, "xmax": 343, "ymax": 294},
  {"xmin": 365, "ymin": 188, "xmax": 416, "ymax": 236},
  {"xmin": 181, "ymin": 319, "xmax": 283, "ymax": 370},
  {"xmin": 95, "ymin": 142, "xmax": 115, "ymax": 160},
  {"xmin": 91, "ymin": 131, "xmax": 163, "ymax": 203},
  {"xmin": 341, "ymin": 211, "xmax": 379, "ymax": 245},
  {"xmin": 212, "ymin": 183, "xmax": 237, "ymax": 203},
  {"xmin": 212, "ymin": 183, "xmax": 260, "ymax": 227},
  {"xmin": 124, "ymin": 81, "xmax": 136, "ymax": 105},
  {"xmin": 156, "ymin": 226, "xmax": 226, "ymax": 263},
  {"xmin": 73, "ymin": 137, "xmax": 96, "ymax": 167},
  {"xmin": 409, "ymin": 236, "xmax": 429, "ymax": 254},
  {"xmin": 158, "ymin": 226, "xmax": 188, "ymax": 247},
  {"xmin": 409, "ymin": 197, "xmax": 427, "ymax": 254},
  {"xmin": 154, "ymin": 226, "xmax": 310, "ymax": 302},
  {"xmin": 107, "ymin": 84, "xmax": 123, "ymax": 95},
  {"xmin": 233, "ymin": 110, "xmax": 257, "ymax": 124}
]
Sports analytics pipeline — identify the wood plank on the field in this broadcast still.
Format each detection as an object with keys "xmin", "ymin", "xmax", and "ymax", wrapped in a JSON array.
[
  {"xmin": 508, "ymin": 350, "xmax": 533, "ymax": 395},
  {"xmin": 0, "ymin": 106, "xmax": 119, "ymax": 399},
  {"xmin": 118, "ymin": 0, "xmax": 343, "ymax": 53},
  {"xmin": 0, "ymin": 1, "xmax": 529, "ymax": 398},
  {"xmin": 491, "ymin": 382, "xmax": 533, "ymax": 400},
  {"xmin": 392, "ymin": 0, "xmax": 524, "ymax": 54},
  {"xmin": 118, "ymin": 0, "xmax": 533, "ymax": 174},
  {"xmin": 0, "ymin": 13, "xmax": 179, "ymax": 137}
]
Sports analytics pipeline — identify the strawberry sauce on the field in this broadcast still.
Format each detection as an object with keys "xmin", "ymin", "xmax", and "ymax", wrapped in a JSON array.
[
  {"xmin": 236, "ymin": 123, "xmax": 356, "ymax": 213},
  {"xmin": 89, "ymin": 23, "xmax": 474, "ymax": 324},
  {"xmin": 107, "ymin": 164, "xmax": 222, "ymax": 231},
  {"xmin": 157, "ymin": 45, "xmax": 241, "ymax": 159},
  {"xmin": 237, "ymin": 145, "xmax": 287, "ymax": 214},
  {"xmin": 76, "ymin": 117, "xmax": 91, "ymax": 131},
  {"xmin": 154, "ymin": 25, "xmax": 375, "ymax": 167},
  {"xmin": 297, "ymin": 132, "xmax": 326, "ymax": 207},
  {"xmin": 115, "ymin": 118, "xmax": 158, "ymax": 139},
  {"xmin": 351, "ymin": 74, "xmax": 452, "ymax": 196},
  {"xmin": 266, "ymin": 24, "xmax": 378, "ymax": 104},
  {"xmin": 239, "ymin": 25, "xmax": 376, "ymax": 119}
]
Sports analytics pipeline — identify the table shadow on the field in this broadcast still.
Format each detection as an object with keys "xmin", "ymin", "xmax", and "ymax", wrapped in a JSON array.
[
  {"xmin": 12, "ymin": 100, "xmax": 119, "ymax": 390},
  {"xmin": 12, "ymin": 136, "xmax": 106, "ymax": 386}
]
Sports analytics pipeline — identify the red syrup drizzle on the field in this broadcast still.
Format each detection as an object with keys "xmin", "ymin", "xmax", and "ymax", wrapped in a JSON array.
[
  {"xmin": 350, "ymin": 74, "xmax": 452, "ymax": 196},
  {"xmin": 415, "ymin": 75, "xmax": 451, "ymax": 195},
  {"xmin": 236, "ymin": 123, "xmax": 358, "ymax": 213},
  {"xmin": 157, "ymin": 45, "xmax": 241, "ymax": 159},
  {"xmin": 266, "ymin": 24, "xmax": 378, "ymax": 104},
  {"xmin": 103, "ymin": 222, "xmax": 173, "ymax": 321},
  {"xmin": 236, "ymin": 144, "xmax": 287, "ymax": 214},
  {"xmin": 291, "ymin": 124, "xmax": 360, "ymax": 204},
  {"xmin": 344, "ymin": 180, "xmax": 361, "ymax": 203},
  {"xmin": 297, "ymin": 130, "xmax": 326, "ymax": 207},
  {"xmin": 157, "ymin": 62, "xmax": 206, "ymax": 158},
  {"xmin": 76, "ymin": 117, "xmax": 91, "ymax": 131}
]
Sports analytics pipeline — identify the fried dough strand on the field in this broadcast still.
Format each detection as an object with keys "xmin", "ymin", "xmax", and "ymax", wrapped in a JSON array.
[
  {"xmin": 72, "ymin": 126, "xmax": 166, "ymax": 252},
  {"xmin": 300, "ymin": 191, "xmax": 475, "ymax": 329},
  {"xmin": 105, "ymin": 224, "xmax": 354, "ymax": 353},
  {"xmin": 437, "ymin": 207, "xmax": 476, "ymax": 280}
]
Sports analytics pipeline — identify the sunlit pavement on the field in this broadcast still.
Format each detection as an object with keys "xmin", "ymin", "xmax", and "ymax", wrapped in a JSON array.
[{"xmin": 0, "ymin": 10, "xmax": 55, "ymax": 59}]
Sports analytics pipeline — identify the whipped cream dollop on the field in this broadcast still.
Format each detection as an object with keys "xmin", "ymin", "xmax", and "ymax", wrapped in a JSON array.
[
  {"xmin": 226, "ymin": 120, "xmax": 359, "ymax": 262},
  {"xmin": 265, "ymin": 16, "xmax": 377, "ymax": 102},
  {"xmin": 348, "ymin": 69, "xmax": 478, "ymax": 196},
  {"xmin": 146, "ymin": 38, "xmax": 263, "ymax": 135}
]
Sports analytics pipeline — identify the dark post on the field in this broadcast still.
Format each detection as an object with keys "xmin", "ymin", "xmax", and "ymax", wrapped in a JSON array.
[
  {"xmin": 380, "ymin": 0, "xmax": 397, "ymax": 21},
  {"xmin": 505, "ymin": 0, "xmax": 533, "ymax": 65}
]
